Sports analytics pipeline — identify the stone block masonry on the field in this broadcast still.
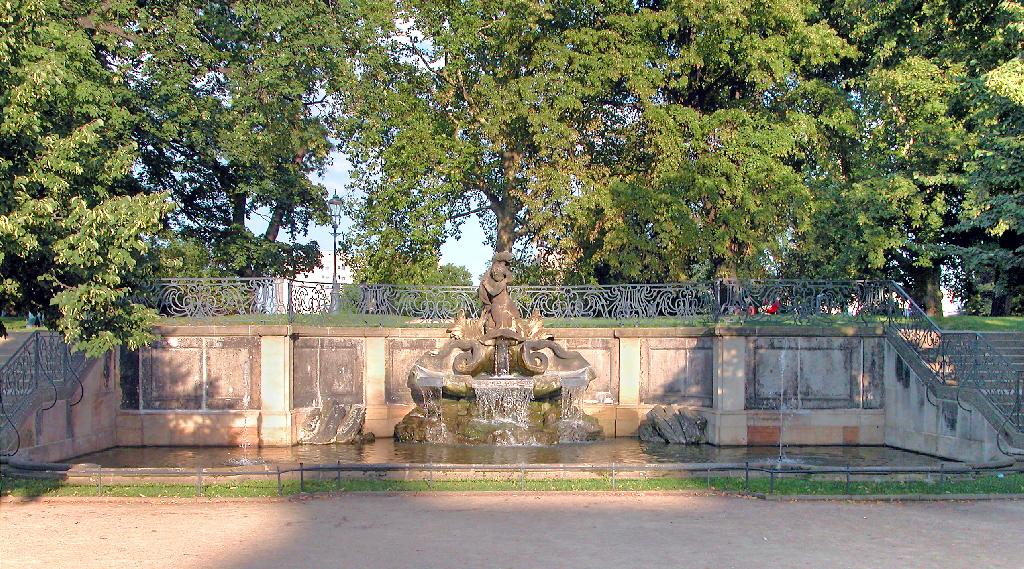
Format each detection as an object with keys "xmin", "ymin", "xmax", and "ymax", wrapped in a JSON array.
[{"xmin": 110, "ymin": 325, "xmax": 892, "ymax": 451}]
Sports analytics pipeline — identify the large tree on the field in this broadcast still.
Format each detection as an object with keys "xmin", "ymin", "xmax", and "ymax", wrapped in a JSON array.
[
  {"xmin": 339, "ymin": 0, "xmax": 856, "ymax": 284},
  {"xmin": 110, "ymin": 0, "xmax": 361, "ymax": 277},
  {"xmin": 0, "ymin": 0, "xmax": 170, "ymax": 354},
  {"xmin": 787, "ymin": 0, "xmax": 1020, "ymax": 315},
  {"xmin": 557, "ymin": 0, "xmax": 853, "ymax": 283},
  {"xmin": 339, "ymin": 0, "xmax": 655, "ymax": 281},
  {"xmin": 951, "ymin": 2, "xmax": 1024, "ymax": 315}
]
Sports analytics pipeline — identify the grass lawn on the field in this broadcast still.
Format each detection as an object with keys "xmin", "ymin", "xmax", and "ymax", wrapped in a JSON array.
[
  {"xmin": 0, "ymin": 316, "xmax": 43, "ymax": 333},
  {"xmin": 3, "ymin": 473, "xmax": 1022, "ymax": 498},
  {"xmin": 933, "ymin": 316, "xmax": 1024, "ymax": 332}
]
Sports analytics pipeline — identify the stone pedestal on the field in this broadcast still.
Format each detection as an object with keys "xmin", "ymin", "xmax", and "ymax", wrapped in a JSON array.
[
  {"xmin": 710, "ymin": 333, "xmax": 748, "ymax": 444},
  {"xmin": 259, "ymin": 334, "xmax": 292, "ymax": 445}
]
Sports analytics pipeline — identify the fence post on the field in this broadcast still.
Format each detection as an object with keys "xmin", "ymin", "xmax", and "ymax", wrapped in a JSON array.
[
  {"xmin": 299, "ymin": 462, "xmax": 304, "ymax": 493},
  {"xmin": 939, "ymin": 463, "xmax": 945, "ymax": 489},
  {"xmin": 518, "ymin": 464, "xmax": 525, "ymax": 490},
  {"xmin": 286, "ymin": 280, "xmax": 294, "ymax": 323},
  {"xmin": 845, "ymin": 465, "xmax": 851, "ymax": 495},
  {"xmin": 744, "ymin": 462, "xmax": 749, "ymax": 491},
  {"xmin": 276, "ymin": 466, "xmax": 282, "ymax": 496},
  {"xmin": 714, "ymin": 280, "xmax": 722, "ymax": 321},
  {"xmin": 336, "ymin": 460, "xmax": 341, "ymax": 491},
  {"xmin": 769, "ymin": 470, "xmax": 775, "ymax": 495},
  {"xmin": 611, "ymin": 463, "xmax": 616, "ymax": 491},
  {"xmin": 886, "ymin": 281, "xmax": 894, "ymax": 324},
  {"xmin": 196, "ymin": 467, "xmax": 203, "ymax": 497}
]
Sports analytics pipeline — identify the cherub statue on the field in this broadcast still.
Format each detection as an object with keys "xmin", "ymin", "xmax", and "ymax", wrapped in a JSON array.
[{"xmin": 479, "ymin": 251, "xmax": 519, "ymax": 332}]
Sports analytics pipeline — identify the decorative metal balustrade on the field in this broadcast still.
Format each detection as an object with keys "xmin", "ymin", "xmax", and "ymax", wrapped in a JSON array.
[
  {"xmin": 148, "ymin": 278, "xmax": 897, "ymax": 323},
  {"xmin": 1, "ymin": 332, "xmax": 88, "ymax": 456},
  {"xmin": 146, "ymin": 276, "xmax": 1023, "ymax": 443},
  {"xmin": 884, "ymin": 282, "xmax": 1023, "ymax": 434}
]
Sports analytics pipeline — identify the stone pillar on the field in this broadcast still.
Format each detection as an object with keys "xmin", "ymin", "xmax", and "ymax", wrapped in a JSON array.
[
  {"xmin": 259, "ymin": 332, "xmax": 292, "ymax": 445},
  {"xmin": 615, "ymin": 336, "xmax": 642, "ymax": 436},
  {"xmin": 711, "ymin": 330, "xmax": 748, "ymax": 444},
  {"xmin": 362, "ymin": 336, "xmax": 390, "ymax": 436}
]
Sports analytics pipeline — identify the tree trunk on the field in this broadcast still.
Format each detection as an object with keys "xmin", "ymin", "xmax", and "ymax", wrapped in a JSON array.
[
  {"xmin": 923, "ymin": 268, "xmax": 942, "ymax": 317},
  {"xmin": 990, "ymin": 269, "xmax": 1011, "ymax": 316},
  {"xmin": 495, "ymin": 151, "xmax": 521, "ymax": 253},
  {"xmin": 231, "ymin": 192, "xmax": 246, "ymax": 227},
  {"xmin": 905, "ymin": 264, "xmax": 943, "ymax": 316},
  {"xmin": 990, "ymin": 289, "xmax": 1011, "ymax": 316},
  {"xmin": 264, "ymin": 206, "xmax": 284, "ymax": 242},
  {"xmin": 912, "ymin": 265, "xmax": 943, "ymax": 317},
  {"xmin": 495, "ymin": 203, "xmax": 516, "ymax": 253}
]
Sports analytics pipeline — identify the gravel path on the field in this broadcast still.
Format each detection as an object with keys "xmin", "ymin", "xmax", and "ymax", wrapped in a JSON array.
[{"xmin": 2, "ymin": 493, "xmax": 1022, "ymax": 569}]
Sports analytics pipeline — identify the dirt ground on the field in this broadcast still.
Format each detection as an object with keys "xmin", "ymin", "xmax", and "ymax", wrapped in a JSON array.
[{"xmin": 2, "ymin": 493, "xmax": 1022, "ymax": 569}]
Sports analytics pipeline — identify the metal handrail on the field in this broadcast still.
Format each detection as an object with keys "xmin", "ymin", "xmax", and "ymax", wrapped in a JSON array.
[
  {"xmin": 0, "ymin": 331, "xmax": 88, "ymax": 456},
  {"xmin": 884, "ymin": 282, "xmax": 1023, "ymax": 434}
]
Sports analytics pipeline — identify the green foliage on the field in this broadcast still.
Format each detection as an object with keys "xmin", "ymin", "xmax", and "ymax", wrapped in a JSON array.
[
  {"xmin": 339, "ymin": 0, "xmax": 861, "ymax": 284},
  {"xmin": 559, "ymin": 0, "xmax": 853, "ymax": 282},
  {"xmin": 113, "ymin": 0, "xmax": 362, "ymax": 277},
  {"xmin": 0, "ymin": 0, "xmax": 171, "ymax": 353},
  {"xmin": 340, "ymin": 0, "xmax": 663, "ymax": 279},
  {"xmin": 423, "ymin": 263, "xmax": 473, "ymax": 286},
  {"xmin": 788, "ymin": 0, "xmax": 1022, "ymax": 315},
  {"xmin": 950, "ymin": 3, "xmax": 1024, "ymax": 315}
]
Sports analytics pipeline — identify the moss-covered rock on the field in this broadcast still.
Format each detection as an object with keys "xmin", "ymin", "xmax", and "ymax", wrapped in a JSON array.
[{"xmin": 394, "ymin": 400, "xmax": 602, "ymax": 445}]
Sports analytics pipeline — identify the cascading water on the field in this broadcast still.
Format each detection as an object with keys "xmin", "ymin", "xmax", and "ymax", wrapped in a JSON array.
[
  {"xmin": 778, "ymin": 351, "xmax": 787, "ymax": 463},
  {"xmin": 776, "ymin": 341, "xmax": 806, "ymax": 466},
  {"xmin": 421, "ymin": 386, "xmax": 444, "ymax": 422},
  {"xmin": 473, "ymin": 382, "xmax": 533, "ymax": 424},
  {"xmin": 560, "ymin": 386, "xmax": 584, "ymax": 423},
  {"xmin": 228, "ymin": 393, "xmax": 263, "ymax": 466},
  {"xmin": 557, "ymin": 385, "xmax": 589, "ymax": 442}
]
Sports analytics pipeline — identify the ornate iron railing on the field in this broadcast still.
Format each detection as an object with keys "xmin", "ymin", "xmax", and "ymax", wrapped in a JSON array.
[
  {"xmin": 146, "ymin": 276, "xmax": 1022, "ymax": 439},
  {"xmin": 884, "ymin": 282, "xmax": 1023, "ymax": 433},
  {"xmin": 1, "ymin": 331, "xmax": 88, "ymax": 456},
  {"xmin": 148, "ymin": 278, "xmax": 897, "ymax": 323}
]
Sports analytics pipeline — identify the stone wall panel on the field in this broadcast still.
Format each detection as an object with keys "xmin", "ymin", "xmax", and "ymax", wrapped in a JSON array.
[
  {"xmin": 140, "ymin": 337, "xmax": 202, "ymax": 410},
  {"xmin": 205, "ymin": 337, "xmax": 260, "ymax": 410},
  {"xmin": 386, "ymin": 338, "xmax": 445, "ymax": 404},
  {"xmin": 561, "ymin": 338, "xmax": 618, "ymax": 403},
  {"xmin": 640, "ymin": 337, "xmax": 713, "ymax": 406}
]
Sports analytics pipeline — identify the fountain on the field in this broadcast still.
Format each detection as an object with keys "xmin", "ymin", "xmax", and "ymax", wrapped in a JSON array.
[{"xmin": 394, "ymin": 252, "xmax": 603, "ymax": 445}]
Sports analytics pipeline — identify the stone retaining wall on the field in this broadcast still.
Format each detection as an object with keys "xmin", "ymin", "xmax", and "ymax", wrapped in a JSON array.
[{"xmin": 114, "ymin": 325, "xmax": 888, "ymax": 448}]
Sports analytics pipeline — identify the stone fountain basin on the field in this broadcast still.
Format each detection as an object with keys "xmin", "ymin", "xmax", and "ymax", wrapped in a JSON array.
[{"xmin": 409, "ymin": 366, "xmax": 593, "ymax": 401}]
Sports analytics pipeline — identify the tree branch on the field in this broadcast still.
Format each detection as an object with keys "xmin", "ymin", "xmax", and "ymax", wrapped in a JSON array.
[{"xmin": 450, "ymin": 204, "xmax": 491, "ymax": 220}]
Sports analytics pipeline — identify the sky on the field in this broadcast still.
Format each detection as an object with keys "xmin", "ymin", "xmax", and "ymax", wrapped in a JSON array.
[{"xmin": 268, "ymin": 154, "xmax": 493, "ymax": 281}]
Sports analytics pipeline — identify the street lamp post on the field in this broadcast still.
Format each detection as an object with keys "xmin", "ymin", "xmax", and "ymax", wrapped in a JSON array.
[{"xmin": 328, "ymin": 192, "xmax": 344, "ymax": 313}]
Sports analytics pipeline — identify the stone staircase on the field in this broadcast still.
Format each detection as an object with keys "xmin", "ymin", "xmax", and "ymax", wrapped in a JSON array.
[
  {"xmin": 1, "ymin": 331, "xmax": 89, "ymax": 456},
  {"xmin": 981, "ymin": 332, "xmax": 1024, "ymax": 376}
]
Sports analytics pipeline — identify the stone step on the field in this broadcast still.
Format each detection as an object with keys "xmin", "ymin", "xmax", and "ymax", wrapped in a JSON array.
[{"xmin": 978, "ymin": 332, "xmax": 1024, "ymax": 340}]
